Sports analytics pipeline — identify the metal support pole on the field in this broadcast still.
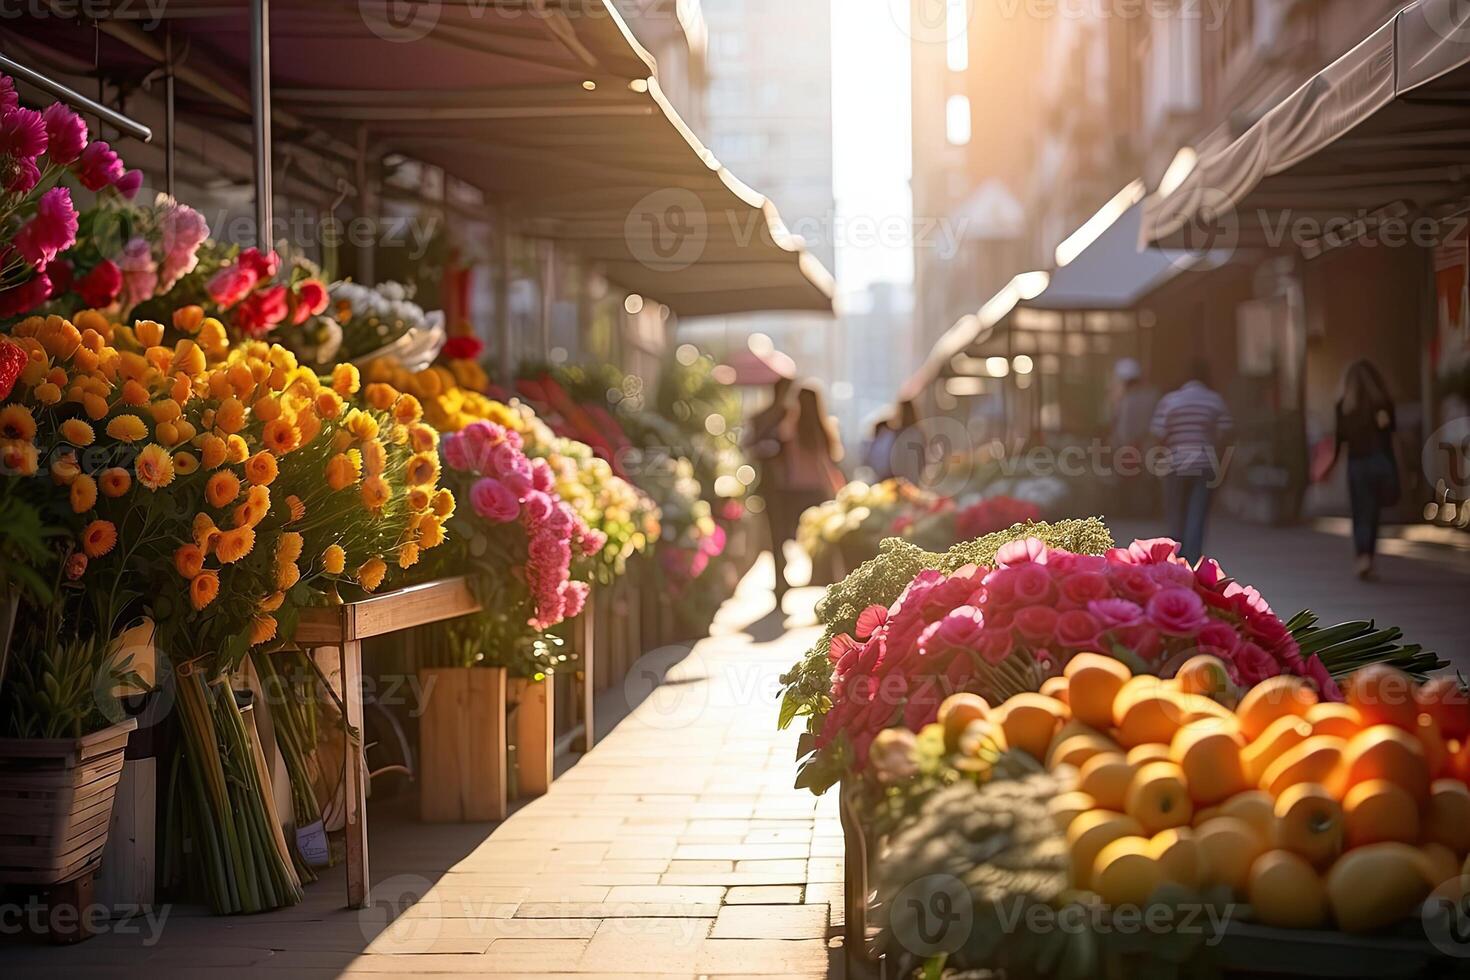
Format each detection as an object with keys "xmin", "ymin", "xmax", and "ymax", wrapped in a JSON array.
[
  {"xmin": 495, "ymin": 218, "xmax": 513, "ymax": 384},
  {"xmin": 163, "ymin": 25, "xmax": 176, "ymax": 198},
  {"xmin": 0, "ymin": 54, "xmax": 151, "ymax": 143},
  {"xmin": 250, "ymin": 0, "xmax": 273, "ymax": 249},
  {"xmin": 355, "ymin": 125, "xmax": 375, "ymax": 285}
]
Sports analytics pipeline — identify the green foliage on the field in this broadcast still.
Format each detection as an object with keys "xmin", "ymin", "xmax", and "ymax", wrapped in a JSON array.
[
  {"xmin": 1286, "ymin": 609, "xmax": 1447, "ymax": 680},
  {"xmin": 778, "ymin": 518, "xmax": 1115, "ymax": 732},
  {"xmin": 2, "ymin": 631, "xmax": 143, "ymax": 739}
]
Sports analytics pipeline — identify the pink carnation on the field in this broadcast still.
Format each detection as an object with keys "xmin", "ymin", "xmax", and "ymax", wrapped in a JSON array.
[
  {"xmin": 41, "ymin": 103, "xmax": 86, "ymax": 165},
  {"xmin": 469, "ymin": 477, "xmax": 520, "ymax": 523},
  {"xmin": 114, "ymin": 169, "xmax": 142, "ymax": 199},
  {"xmin": 13, "ymin": 187, "xmax": 78, "ymax": 269},
  {"xmin": 158, "ymin": 201, "xmax": 209, "ymax": 288},
  {"xmin": 0, "ymin": 271, "xmax": 50, "ymax": 318},
  {"xmin": 441, "ymin": 432, "xmax": 470, "ymax": 471},
  {"xmin": 1146, "ymin": 588, "xmax": 1210, "ymax": 636},
  {"xmin": 0, "ymin": 107, "xmax": 47, "ymax": 160},
  {"xmin": 521, "ymin": 489, "xmax": 555, "ymax": 524},
  {"xmin": 74, "ymin": 140, "xmax": 123, "ymax": 191},
  {"xmin": 116, "ymin": 236, "xmax": 158, "ymax": 311}
]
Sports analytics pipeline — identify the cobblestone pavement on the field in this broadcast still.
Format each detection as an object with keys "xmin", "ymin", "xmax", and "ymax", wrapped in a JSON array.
[{"xmin": 5, "ymin": 558, "xmax": 842, "ymax": 979}]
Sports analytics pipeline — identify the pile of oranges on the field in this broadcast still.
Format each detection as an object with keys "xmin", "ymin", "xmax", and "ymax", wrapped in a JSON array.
[{"xmin": 938, "ymin": 658, "xmax": 1470, "ymax": 932}]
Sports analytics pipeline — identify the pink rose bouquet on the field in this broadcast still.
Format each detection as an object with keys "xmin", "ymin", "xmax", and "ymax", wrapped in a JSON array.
[{"xmin": 814, "ymin": 535, "xmax": 1340, "ymax": 776}]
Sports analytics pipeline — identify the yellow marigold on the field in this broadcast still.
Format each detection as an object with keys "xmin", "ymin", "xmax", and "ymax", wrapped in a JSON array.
[
  {"xmin": 190, "ymin": 570, "xmax": 220, "ymax": 610},
  {"xmin": 33, "ymin": 382, "xmax": 61, "ymax": 405},
  {"xmin": 391, "ymin": 393, "xmax": 423, "ymax": 425},
  {"xmin": 331, "ymin": 363, "xmax": 361, "ymax": 396},
  {"xmin": 226, "ymin": 434, "xmax": 250, "ymax": 463},
  {"xmin": 245, "ymin": 451, "xmax": 279, "ymax": 486},
  {"xmin": 134, "ymin": 320, "xmax": 164, "ymax": 346},
  {"xmin": 215, "ymin": 526, "xmax": 256, "ymax": 564},
  {"xmin": 357, "ymin": 557, "xmax": 387, "ymax": 591},
  {"xmin": 121, "ymin": 379, "xmax": 150, "ymax": 406},
  {"xmin": 134, "ymin": 443, "xmax": 176, "ymax": 491},
  {"xmin": 295, "ymin": 409, "xmax": 322, "ymax": 447},
  {"xmin": 172, "ymin": 340, "xmax": 206, "ymax": 377},
  {"xmin": 285, "ymin": 494, "xmax": 306, "ymax": 523},
  {"xmin": 345, "ymin": 409, "xmax": 379, "ymax": 441},
  {"xmin": 260, "ymin": 591, "xmax": 285, "ymax": 613},
  {"xmin": 314, "ymin": 389, "xmax": 344, "ymax": 420},
  {"xmin": 173, "ymin": 305, "xmax": 205, "ymax": 334},
  {"xmin": 249, "ymin": 614, "xmax": 278, "ymax": 646},
  {"xmin": 431, "ymin": 488, "xmax": 456, "ymax": 519},
  {"xmin": 408, "ymin": 423, "xmax": 438, "ymax": 454},
  {"xmin": 173, "ymin": 418, "xmax": 197, "ymax": 444},
  {"xmin": 173, "ymin": 451, "xmax": 200, "ymax": 476},
  {"xmin": 330, "ymin": 427, "xmax": 353, "ymax": 452},
  {"xmin": 364, "ymin": 383, "xmax": 397, "ymax": 411},
  {"xmin": 261, "ymin": 418, "xmax": 299, "ymax": 456},
  {"xmin": 234, "ymin": 485, "xmax": 271, "ymax": 528},
  {"xmin": 397, "ymin": 542, "xmax": 420, "ymax": 570},
  {"xmin": 405, "ymin": 451, "xmax": 439, "ymax": 487},
  {"xmin": 81, "ymin": 519, "xmax": 117, "ymax": 558},
  {"xmin": 361, "ymin": 475, "xmax": 391, "ymax": 512},
  {"xmin": 253, "ymin": 396, "xmax": 283, "ymax": 423},
  {"xmin": 418, "ymin": 515, "xmax": 446, "ymax": 550},
  {"xmin": 201, "ymin": 434, "xmax": 228, "ymax": 469},
  {"xmin": 70, "ymin": 473, "xmax": 97, "ymax": 513},
  {"xmin": 0, "ymin": 404, "xmax": 37, "ymax": 441},
  {"xmin": 277, "ymin": 562, "xmax": 301, "ymax": 590},
  {"xmin": 99, "ymin": 467, "xmax": 131, "ymax": 498},
  {"xmin": 277, "ymin": 531, "xmax": 304, "ymax": 566},
  {"xmin": 83, "ymin": 392, "xmax": 109, "ymax": 420},
  {"xmin": 326, "ymin": 451, "xmax": 362, "ymax": 491},
  {"xmin": 2, "ymin": 440, "xmax": 39, "ymax": 476},
  {"xmin": 192, "ymin": 512, "xmax": 219, "ymax": 551},
  {"xmin": 322, "ymin": 543, "xmax": 346, "ymax": 575},
  {"xmin": 361, "ymin": 439, "xmax": 387, "ymax": 477},
  {"xmin": 407, "ymin": 486, "xmax": 431, "ymax": 511},
  {"xmin": 150, "ymin": 398, "xmax": 182, "ymax": 425},
  {"xmin": 170, "ymin": 373, "xmax": 193, "ymax": 405},
  {"xmin": 105, "ymin": 413, "xmax": 148, "ymax": 443},
  {"xmin": 214, "ymin": 396, "xmax": 246, "ymax": 434},
  {"xmin": 206, "ymin": 470, "xmax": 241, "ymax": 508},
  {"xmin": 174, "ymin": 543, "xmax": 205, "ymax": 579},
  {"xmin": 50, "ymin": 452, "xmax": 80, "ymax": 485},
  {"xmin": 226, "ymin": 362, "xmax": 255, "ymax": 398},
  {"xmin": 155, "ymin": 421, "xmax": 179, "ymax": 447},
  {"xmin": 198, "ymin": 318, "xmax": 229, "ymax": 357}
]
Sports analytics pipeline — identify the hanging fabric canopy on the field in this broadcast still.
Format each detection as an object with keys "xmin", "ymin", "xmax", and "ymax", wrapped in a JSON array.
[
  {"xmin": 11, "ymin": 1, "xmax": 833, "ymax": 317},
  {"xmin": 1142, "ymin": 0, "xmax": 1470, "ymax": 251}
]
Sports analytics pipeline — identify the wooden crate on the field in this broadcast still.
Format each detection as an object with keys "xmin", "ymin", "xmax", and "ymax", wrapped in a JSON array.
[
  {"xmin": 418, "ymin": 666, "xmax": 508, "ymax": 823},
  {"xmin": 508, "ymin": 676, "xmax": 553, "ymax": 798},
  {"xmin": 0, "ymin": 718, "xmax": 137, "ymax": 884}
]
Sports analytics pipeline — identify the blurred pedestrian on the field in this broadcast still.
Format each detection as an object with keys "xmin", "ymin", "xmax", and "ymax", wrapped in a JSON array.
[
  {"xmin": 1323, "ymin": 360, "xmax": 1398, "ymax": 579},
  {"xmin": 1151, "ymin": 358, "xmax": 1234, "ymax": 563},
  {"xmin": 745, "ymin": 377, "xmax": 795, "ymax": 594},
  {"xmin": 768, "ymin": 384, "xmax": 846, "ymax": 600},
  {"xmin": 861, "ymin": 414, "xmax": 897, "ymax": 481},
  {"xmin": 1108, "ymin": 357, "xmax": 1159, "ymax": 518},
  {"xmin": 888, "ymin": 399, "xmax": 924, "ymax": 485}
]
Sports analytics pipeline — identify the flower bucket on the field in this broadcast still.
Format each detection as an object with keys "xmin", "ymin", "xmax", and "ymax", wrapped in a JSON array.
[
  {"xmin": 507, "ymin": 675, "xmax": 553, "ymax": 798},
  {"xmin": 418, "ymin": 666, "xmax": 507, "ymax": 822}
]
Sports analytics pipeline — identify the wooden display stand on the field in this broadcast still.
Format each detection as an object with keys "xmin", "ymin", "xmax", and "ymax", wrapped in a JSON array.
[
  {"xmin": 418, "ymin": 666, "xmax": 508, "ymax": 823},
  {"xmin": 295, "ymin": 577, "xmax": 480, "ymax": 910},
  {"xmin": 507, "ymin": 676, "xmax": 553, "ymax": 797}
]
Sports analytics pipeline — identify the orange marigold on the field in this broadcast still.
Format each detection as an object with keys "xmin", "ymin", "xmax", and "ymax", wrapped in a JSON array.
[
  {"xmin": 70, "ymin": 474, "xmax": 97, "ymax": 513},
  {"xmin": 1, "ymin": 440, "xmax": 39, "ymax": 476},
  {"xmin": 285, "ymin": 494, "xmax": 306, "ymax": 523},
  {"xmin": 325, "ymin": 451, "xmax": 362, "ymax": 491},
  {"xmin": 234, "ymin": 485, "xmax": 271, "ymax": 528},
  {"xmin": 173, "ymin": 451, "xmax": 200, "ymax": 476},
  {"xmin": 418, "ymin": 515, "xmax": 446, "ymax": 549},
  {"xmin": 105, "ymin": 413, "xmax": 148, "ymax": 443},
  {"xmin": 244, "ymin": 450, "xmax": 279, "ymax": 485},
  {"xmin": 226, "ymin": 434, "xmax": 250, "ymax": 463},
  {"xmin": 249, "ymin": 614, "xmax": 278, "ymax": 646},
  {"xmin": 99, "ymin": 467, "xmax": 131, "ymax": 498},
  {"xmin": 314, "ymin": 389, "xmax": 344, "ymax": 420},
  {"xmin": 190, "ymin": 570, "xmax": 220, "ymax": 610},
  {"xmin": 206, "ymin": 470, "xmax": 241, "ymax": 508},
  {"xmin": 345, "ymin": 409, "xmax": 379, "ymax": 441},
  {"xmin": 215, "ymin": 526, "xmax": 256, "ymax": 564},
  {"xmin": 322, "ymin": 543, "xmax": 346, "ymax": 575},
  {"xmin": 431, "ymin": 488, "xmax": 456, "ymax": 519},
  {"xmin": 364, "ymin": 383, "xmax": 397, "ymax": 411},
  {"xmin": 361, "ymin": 439, "xmax": 387, "ymax": 477},
  {"xmin": 360, "ymin": 475, "xmax": 391, "ymax": 512},
  {"xmin": 200, "ymin": 434, "xmax": 228, "ymax": 470},
  {"xmin": 81, "ymin": 519, "xmax": 117, "ymax": 558},
  {"xmin": 331, "ymin": 363, "xmax": 361, "ymax": 396},
  {"xmin": 407, "ymin": 487, "xmax": 431, "ymax": 511},
  {"xmin": 356, "ymin": 557, "xmax": 387, "ymax": 591},
  {"xmin": 134, "ymin": 444, "xmax": 176, "ymax": 490},
  {"xmin": 214, "ymin": 397, "xmax": 246, "ymax": 434},
  {"xmin": 405, "ymin": 451, "xmax": 439, "ymax": 487},
  {"xmin": 408, "ymin": 423, "xmax": 438, "ymax": 454},
  {"xmin": 397, "ymin": 542, "xmax": 420, "ymax": 570},
  {"xmin": 276, "ymin": 531, "xmax": 304, "ymax": 565},
  {"xmin": 0, "ymin": 404, "xmax": 37, "ymax": 441},
  {"xmin": 60, "ymin": 418, "xmax": 95, "ymax": 446},
  {"xmin": 261, "ymin": 418, "xmax": 299, "ymax": 455},
  {"xmin": 276, "ymin": 562, "xmax": 301, "ymax": 590},
  {"xmin": 174, "ymin": 543, "xmax": 206, "ymax": 579},
  {"xmin": 173, "ymin": 305, "xmax": 205, "ymax": 333},
  {"xmin": 391, "ymin": 393, "xmax": 423, "ymax": 425},
  {"xmin": 259, "ymin": 591, "xmax": 285, "ymax": 613},
  {"xmin": 192, "ymin": 512, "xmax": 219, "ymax": 551}
]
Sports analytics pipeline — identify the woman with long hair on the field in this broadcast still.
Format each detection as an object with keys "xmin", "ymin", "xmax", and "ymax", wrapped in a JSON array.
[
  {"xmin": 1327, "ymin": 360, "xmax": 1398, "ymax": 579},
  {"xmin": 768, "ymin": 384, "xmax": 845, "ymax": 600}
]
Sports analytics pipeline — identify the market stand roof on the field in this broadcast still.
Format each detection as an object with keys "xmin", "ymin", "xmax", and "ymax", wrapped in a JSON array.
[
  {"xmin": 9, "ymin": 0, "xmax": 833, "ymax": 317},
  {"xmin": 1142, "ymin": 0, "xmax": 1470, "ymax": 252}
]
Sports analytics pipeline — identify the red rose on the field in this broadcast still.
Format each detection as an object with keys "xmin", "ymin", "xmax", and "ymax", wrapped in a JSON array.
[
  {"xmin": 207, "ymin": 262, "xmax": 259, "ymax": 308},
  {"xmin": 289, "ymin": 279, "xmax": 329, "ymax": 325},
  {"xmin": 443, "ymin": 335, "xmax": 484, "ymax": 360},
  {"xmin": 1013, "ymin": 605, "xmax": 1059, "ymax": 645},
  {"xmin": 77, "ymin": 259, "xmax": 122, "ymax": 308},
  {"xmin": 233, "ymin": 284, "xmax": 289, "ymax": 338},
  {"xmin": 236, "ymin": 247, "xmax": 281, "ymax": 280}
]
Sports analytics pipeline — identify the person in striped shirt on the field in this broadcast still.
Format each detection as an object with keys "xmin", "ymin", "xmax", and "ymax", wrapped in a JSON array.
[{"xmin": 1150, "ymin": 359, "xmax": 1234, "ymax": 563}]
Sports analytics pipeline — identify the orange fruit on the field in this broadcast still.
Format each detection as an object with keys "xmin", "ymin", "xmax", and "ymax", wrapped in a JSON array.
[
  {"xmin": 1326, "ymin": 842, "xmax": 1433, "ymax": 932},
  {"xmin": 1040, "ymin": 676, "xmax": 1070, "ymax": 704},
  {"xmin": 1175, "ymin": 654, "xmax": 1232, "ymax": 700},
  {"xmin": 1125, "ymin": 742, "xmax": 1172, "ymax": 768},
  {"xmin": 1218, "ymin": 789, "xmax": 1276, "ymax": 843},
  {"xmin": 1419, "ymin": 842, "xmax": 1461, "ymax": 892},
  {"xmin": 1092, "ymin": 836, "xmax": 1163, "ymax": 908},
  {"xmin": 1241, "ymin": 715, "xmax": 1313, "ymax": 784},
  {"xmin": 1306, "ymin": 702, "xmax": 1363, "ymax": 740},
  {"xmin": 1330, "ymin": 724, "xmax": 1430, "ymax": 802},
  {"xmin": 1112, "ymin": 676, "xmax": 1189, "ymax": 747},
  {"xmin": 1418, "ymin": 714, "xmax": 1449, "ymax": 778},
  {"xmin": 998, "ymin": 693, "xmax": 1068, "ymax": 760},
  {"xmin": 1177, "ymin": 694, "xmax": 1236, "ymax": 727},
  {"xmin": 1068, "ymin": 810, "xmax": 1143, "ymax": 890},
  {"xmin": 1260, "ymin": 735, "xmax": 1346, "ymax": 798},
  {"xmin": 1148, "ymin": 827, "xmax": 1201, "ymax": 888},
  {"xmin": 1170, "ymin": 721, "xmax": 1247, "ymax": 805},
  {"xmin": 1450, "ymin": 738, "xmax": 1470, "ymax": 785},
  {"xmin": 1079, "ymin": 752, "xmax": 1135, "ymax": 811},
  {"xmin": 1048, "ymin": 733, "xmax": 1118, "ymax": 771},
  {"xmin": 1345, "ymin": 664, "xmax": 1419, "ymax": 731},
  {"xmin": 1236, "ymin": 675, "xmax": 1317, "ymax": 741},
  {"xmin": 1272, "ymin": 783, "xmax": 1343, "ymax": 868},
  {"xmin": 938, "ymin": 693, "xmax": 990, "ymax": 752},
  {"xmin": 1048, "ymin": 791, "xmax": 1098, "ymax": 833},
  {"xmin": 1424, "ymin": 779, "xmax": 1470, "ymax": 854},
  {"xmin": 1343, "ymin": 779, "xmax": 1419, "ymax": 849},
  {"xmin": 1126, "ymin": 761, "xmax": 1194, "ymax": 835},
  {"xmin": 1417, "ymin": 677, "xmax": 1470, "ymax": 741},
  {"xmin": 1249, "ymin": 850, "xmax": 1328, "ymax": 928},
  {"xmin": 1065, "ymin": 653, "xmax": 1131, "ymax": 730},
  {"xmin": 1195, "ymin": 815, "xmax": 1266, "ymax": 895}
]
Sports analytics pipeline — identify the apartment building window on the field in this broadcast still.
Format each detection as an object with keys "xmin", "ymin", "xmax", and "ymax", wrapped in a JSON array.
[
  {"xmin": 946, "ymin": 0, "xmax": 970, "ymax": 72},
  {"xmin": 1141, "ymin": 9, "xmax": 1201, "ymax": 134},
  {"xmin": 946, "ymin": 94, "xmax": 972, "ymax": 145}
]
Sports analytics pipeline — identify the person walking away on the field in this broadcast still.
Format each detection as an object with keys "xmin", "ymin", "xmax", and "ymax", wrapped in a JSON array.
[
  {"xmin": 861, "ymin": 414, "xmax": 897, "ymax": 482},
  {"xmin": 1151, "ymin": 359, "xmax": 1234, "ymax": 563},
  {"xmin": 1108, "ymin": 358, "xmax": 1159, "ymax": 518},
  {"xmin": 770, "ymin": 385, "xmax": 846, "ymax": 600},
  {"xmin": 1323, "ymin": 360, "xmax": 1398, "ymax": 579},
  {"xmin": 745, "ymin": 377, "xmax": 795, "ymax": 595}
]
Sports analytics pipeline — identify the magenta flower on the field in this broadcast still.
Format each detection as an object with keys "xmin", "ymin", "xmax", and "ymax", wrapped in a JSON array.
[
  {"xmin": 1146, "ymin": 587, "xmax": 1210, "ymax": 636},
  {"xmin": 114, "ymin": 169, "xmax": 142, "ymax": 199},
  {"xmin": 13, "ymin": 187, "xmax": 78, "ymax": 269},
  {"xmin": 1012, "ymin": 563, "xmax": 1055, "ymax": 605},
  {"xmin": 0, "ymin": 107, "xmax": 47, "ymax": 160},
  {"xmin": 995, "ymin": 535, "xmax": 1049, "ymax": 567},
  {"xmin": 562, "ymin": 580, "xmax": 589, "ymax": 619},
  {"xmin": 855, "ymin": 604, "xmax": 888, "ymax": 640},
  {"xmin": 41, "ymin": 104, "xmax": 87, "ymax": 165},
  {"xmin": 3, "ymin": 156, "xmax": 39, "ymax": 194},
  {"xmin": 974, "ymin": 627, "xmax": 1015, "ymax": 665},
  {"xmin": 469, "ymin": 477, "xmax": 520, "ymax": 523},
  {"xmin": 74, "ymin": 140, "xmax": 123, "ymax": 191},
  {"xmin": 1013, "ymin": 605, "xmax": 1059, "ymax": 645},
  {"xmin": 521, "ymin": 489, "xmax": 555, "ymax": 524},
  {"xmin": 0, "ymin": 75, "xmax": 17, "ymax": 113},
  {"xmin": 236, "ymin": 247, "xmax": 280, "ymax": 280},
  {"xmin": 77, "ymin": 258, "xmax": 122, "ymax": 308},
  {"xmin": 1056, "ymin": 609, "xmax": 1103, "ymax": 649},
  {"xmin": 0, "ymin": 271, "xmax": 50, "ymax": 318},
  {"xmin": 206, "ymin": 262, "xmax": 258, "ymax": 308},
  {"xmin": 441, "ymin": 432, "xmax": 470, "ymax": 471},
  {"xmin": 1087, "ymin": 597, "xmax": 1143, "ymax": 630},
  {"xmin": 1059, "ymin": 571, "xmax": 1111, "ymax": 606},
  {"xmin": 1233, "ymin": 641, "xmax": 1278, "ymax": 686},
  {"xmin": 1196, "ymin": 621, "xmax": 1241, "ymax": 655},
  {"xmin": 116, "ymin": 236, "xmax": 158, "ymax": 311}
]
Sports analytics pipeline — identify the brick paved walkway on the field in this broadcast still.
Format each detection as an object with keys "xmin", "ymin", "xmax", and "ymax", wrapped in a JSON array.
[{"xmin": 6, "ymin": 559, "xmax": 841, "ymax": 979}]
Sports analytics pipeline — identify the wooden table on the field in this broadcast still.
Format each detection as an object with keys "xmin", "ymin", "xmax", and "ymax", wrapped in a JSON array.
[{"xmin": 295, "ymin": 577, "xmax": 481, "ymax": 910}]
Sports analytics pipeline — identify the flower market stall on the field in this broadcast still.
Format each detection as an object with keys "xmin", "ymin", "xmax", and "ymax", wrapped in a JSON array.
[{"xmin": 777, "ymin": 511, "xmax": 1464, "ymax": 978}]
